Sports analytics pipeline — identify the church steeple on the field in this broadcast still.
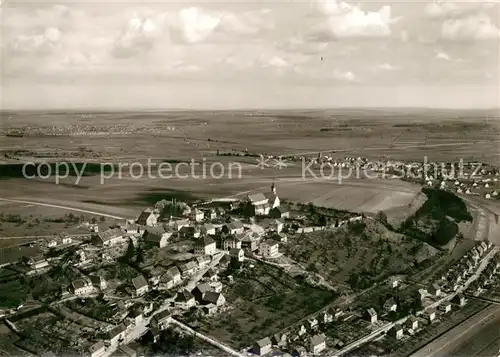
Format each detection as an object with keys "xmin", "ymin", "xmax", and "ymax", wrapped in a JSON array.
[{"xmin": 271, "ymin": 180, "xmax": 276, "ymax": 194}]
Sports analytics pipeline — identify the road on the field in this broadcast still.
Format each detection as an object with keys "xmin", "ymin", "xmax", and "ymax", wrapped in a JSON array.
[
  {"xmin": 334, "ymin": 247, "xmax": 499, "ymax": 357},
  {"xmin": 0, "ymin": 197, "xmax": 126, "ymax": 220},
  {"xmin": 185, "ymin": 251, "xmax": 225, "ymax": 291},
  {"xmin": 408, "ymin": 303, "xmax": 500, "ymax": 357}
]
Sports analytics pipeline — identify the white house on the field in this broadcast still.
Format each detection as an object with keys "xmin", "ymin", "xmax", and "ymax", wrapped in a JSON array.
[
  {"xmin": 200, "ymin": 223, "xmax": 216, "ymax": 236},
  {"xmin": 230, "ymin": 248, "xmax": 244, "ymax": 262},
  {"xmin": 246, "ymin": 193, "xmax": 270, "ymax": 216},
  {"xmin": 92, "ymin": 228, "xmax": 124, "ymax": 247},
  {"xmin": 88, "ymin": 341, "xmax": 106, "ymax": 357},
  {"xmin": 364, "ymin": 308, "xmax": 377, "ymax": 324},
  {"xmin": 195, "ymin": 236, "xmax": 217, "ymax": 255},
  {"xmin": 136, "ymin": 209, "xmax": 159, "ymax": 227},
  {"xmin": 310, "ymin": 334, "xmax": 326, "ymax": 355},
  {"xmin": 259, "ymin": 240, "xmax": 279, "ymax": 258},
  {"xmin": 143, "ymin": 226, "xmax": 173, "ymax": 248},
  {"xmin": 72, "ymin": 279, "xmax": 93, "ymax": 296},
  {"xmin": 267, "ymin": 219, "xmax": 284, "ymax": 233},
  {"xmin": 222, "ymin": 221, "xmax": 245, "ymax": 235},
  {"xmin": 90, "ymin": 275, "xmax": 107, "ymax": 290},
  {"xmin": 190, "ymin": 208, "xmax": 204, "ymax": 222},
  {"xmin": 132, "ymin": 275, "xmax": 149, "ymax": 297}
]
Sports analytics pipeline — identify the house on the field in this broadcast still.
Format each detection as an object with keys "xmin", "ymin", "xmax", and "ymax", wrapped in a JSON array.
[
  {"xmin": 267, "ymin": 219, "xmax": 284, "ymax": 233},
  {"xmin": 170, "ymin": 218, "xmax": 189, "ymax": 231},
  {"xmin": 190, "ymin": 208, "xmax": 204, "ymax": 222},
  {"xmin": 218, "ymin": 254, "xmax": 231, "ymax": 270},
  {"xmin": 174, "ymin": 289, "xmax": 196, "ymax": 309},
  {"xmin": 192, "ymin": 283, "xmax": 212, "ymax": 302},
  {"xmin": 406, "ymin": 316, "xmax": 419, "ymax": 330},
  {"xmin": 159, "ymin": 266, "xmax": 182, "ymax": 289},
  {"xmin": 209, "ymin": 280, "xmax": 223, "ymax": 293},
  {"xmin": 310, "ymin": 334, "xmax": 326, "ymax": 355},
  {"xmin": 203, "ymin": 292, "xmax": 226, "ymax": 306},
  {"xmin": 428, "ymin": 283, "xmax": 442, "ymax": 297},
  {"xmin": 265, "ymin": 183, "xmax": 280, "ymax": 209},
  {"xmin": 254, "ymin": 337, "xmax": 272, "ymax": 356},
  {"xmin": 452, "ymin": 293, "xmax": 466, "ymax": 307},
  {"xmin": 90, "ymin": 275, "xmax": 107, "ymax": 290},
  {"xmin": 106, "ymin": 323, "xmax": 127, "ymax": 345},
  {"xmin": 72, "ymin": 279, "xmax": 93, "ymax": 296},
  {"xmin": 62, "ymin": 236, "xmax": 72, "ymax": 245},
  {"xmin": 202, "ymin": 303, "xmax": 218, "ymax": 315},
  {"xmin": 28, "ymin": 256, "xmax": 50, "ymax": 270},
  {"xmin": 132, "ymin": 275, "xmax": 149, "ymax": 297},
  {"xmin": 136, "ymin": 209, "xmax": 159, "ymax": 227},
  {"xmin": 203, "ymin": 268, "xmax": 218, "ymax": 282},
  {"xmin": 196, "ymin": 255, "xmax": 211, "ymax": 269},
  {"xmin": 143, "ymin": 226, "xmax": 173, "ymax": 248},
  {"xmin": 298, "ymin": 324, "xmax": 307, "ymax": 336},
  {"xmin": 150, "ymin": 309, "xmax": 171, "ymax": 330},
  {"xmin": 308, "ymin": 317, "xmax": 319, "ymax": 330},
  {"xmin": 388, "ymin": 324, "xmax": 404, "ymax": 340},
  {"xmin": 384, "ymin": 297, "xmax": 397, "ymax": 312},
  {"xmin": 230, "ymin": 248, "xmax": 244, "ymax": 262},
  {"xmin": 321, "ymin": 311, "xmax": 333, "ymax": 325},
  {"xmin": 200, "ymin": 223, "xmax": 216, "ymax": 236},
  {"xmin": 439, "ymin": 301, "xmax": 452, "ymax": 314},
  {"xmin": 270, "ymin": 206, "xmax": 290, "ymax": 219},
  {"xmin": 271, "ymin": 333, "xmax": 287, "ymax": 347},
  {"xmin": 364, "ymin": 308, "xmax": 377, "ymax": 324},
  {"xmin": 127, "ymin": 308, "xmax": 143, "ymax": 325},
  {"xmin": 259, "ymin": 240, "xmax": 279, "ymax": 258},
  {"xmin": 425, "ymin": 308, "xmax": 436, "ymax": 323},
  {"xmin": 88, "ymin": 341, "xmax": 106, "ymax": 357},
  {"xmin": 179, "ymin": 261, "xmax": 198, "ymax": 277},
  {"xmin": 195, "ymin": 236, "xmax": 217, "ymax": 255},
  {"xmin": 277, "ymin": 232, "xmax": 287, "ymax": 243},
  {"xmin": 389, "ymin": 276, "xmax": 400, "ymax": 288},
  {"xmin": 117, "ymin": 345, "xmax": 137, "ymax": 357},
  {"xmin": 124, "ymin": 220, "xmax": 145, "ymax": 235},
  {"xmin": 222, "ymin": 221, "xmax": 245, "ymax": 235},
  {"xmin": 92, "ymin": 228, "xmax": 124, "ymax": 247},
  {"xmin": 246, "ymin": 193, "xmax": 270, "ymax": 216},
  {"xmin": 223, "ymin": 234, "xmax": 243, "ymax": 250}
]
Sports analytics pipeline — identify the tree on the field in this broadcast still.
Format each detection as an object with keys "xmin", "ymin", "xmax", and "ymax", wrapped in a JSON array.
[
  {"xmin": 376, "ymin": 211, "xmax": 388, "ymax": 224},
  {"xmin": 99, "ymin": 216, "xmax": 106, "ymax": 223}
]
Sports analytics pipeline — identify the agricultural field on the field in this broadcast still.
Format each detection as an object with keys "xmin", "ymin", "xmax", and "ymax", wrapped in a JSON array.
[
  {"xmin": 0, "ymin": 108, "xmax": 498, "ymax": 228},
  {"xmin": 0, "ymin": 200, "xmax": 119, "ymax": 237},
  {"xmin": 283, "ymin": 219, "xmax": 440, "ymax": 290},
  {"xmin": 181, "ymin": 260, "xmax": 337, "ymax": 349}
]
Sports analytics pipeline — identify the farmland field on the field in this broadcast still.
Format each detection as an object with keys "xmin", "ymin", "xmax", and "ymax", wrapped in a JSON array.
[{"xmin": 0, "ymin": 108, "xmax": 499, "ymax": 230}]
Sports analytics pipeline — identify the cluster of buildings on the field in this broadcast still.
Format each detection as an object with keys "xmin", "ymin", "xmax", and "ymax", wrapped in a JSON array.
[{"xmin": 253, "ymin": 306, "xmax": 346, "ymax": 356}]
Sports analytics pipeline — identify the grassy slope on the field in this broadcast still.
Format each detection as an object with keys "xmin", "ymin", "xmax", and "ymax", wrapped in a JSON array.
[{"xmin": 283, "ymin": 219, "xmax": 439, "ymax": 290}]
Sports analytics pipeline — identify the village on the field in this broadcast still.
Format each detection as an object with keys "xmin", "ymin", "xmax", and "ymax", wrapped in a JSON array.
[{"xmin": 0, "ymin": 174, "xmax": 500, "ymax": 357}]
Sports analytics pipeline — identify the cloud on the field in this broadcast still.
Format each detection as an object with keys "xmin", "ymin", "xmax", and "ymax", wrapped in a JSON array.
[
  {"xmin": 8, "ymin": 27, "xmax": 62, "ymax": 55},
  {"xmin": 441, "ymin": 14, "xmax": 500, "ymax": 40},
  {"xmin": 425, "ymin": 0, "xmax": 497, "ymax": 19},
  {"xmin": 112, "ymin": 15, "xmax": 162, "ymax": 58},
  {"xmin": 168, "ymin": 7, "xmax": 221, "ymax": 44},
  {"xmin": 435, "ymin": 51, "xmax": 452, "ymax": 61},
  {"xmin": 376, "ymin": 63, "xmax": 398, "ymax": 71},
  {"xmin": 333, "ymin": 69, "xmax": 358, "ymax": 82},
  {"xmin": 311, "ymin": 0, "xmax": 397, "ymax": 40}
]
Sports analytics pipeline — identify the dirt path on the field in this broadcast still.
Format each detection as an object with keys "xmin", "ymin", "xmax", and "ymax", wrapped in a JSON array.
[{"xmin": 0, "ymin": 198, "xmax": 126, "ymax": 220}]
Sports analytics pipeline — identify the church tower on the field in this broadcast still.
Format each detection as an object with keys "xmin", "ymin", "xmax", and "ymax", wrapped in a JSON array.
[{"xmin": 271, "ymin": 181, "xmax": 276, "ymax": 194}]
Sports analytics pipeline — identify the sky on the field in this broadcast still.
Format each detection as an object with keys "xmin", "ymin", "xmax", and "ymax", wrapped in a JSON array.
[{"xmin": 1, "ymin": 0, "xmax": 499, "ymax": 109}]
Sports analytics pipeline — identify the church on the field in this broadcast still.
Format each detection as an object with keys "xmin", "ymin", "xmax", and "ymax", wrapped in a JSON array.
[{"xmin": 244, "ymin": 182, "xmax": 280, "ymax": 216}]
